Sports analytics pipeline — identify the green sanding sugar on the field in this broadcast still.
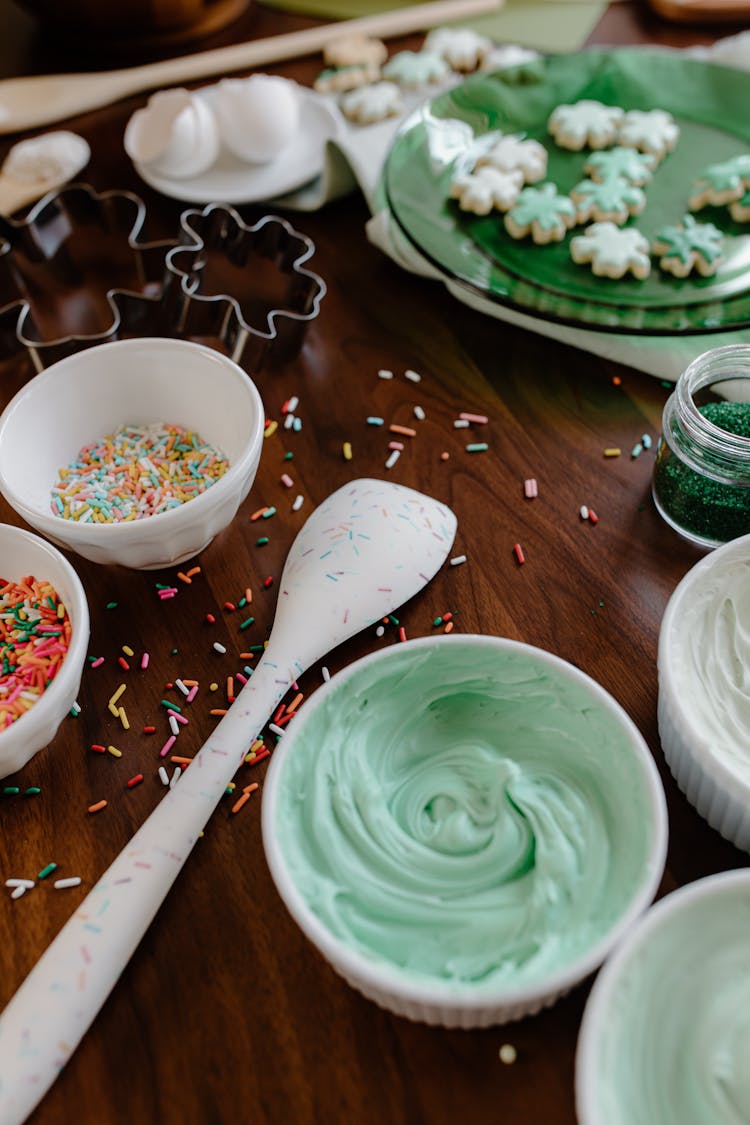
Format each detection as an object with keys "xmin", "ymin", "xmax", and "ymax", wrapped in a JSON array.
[{"xmin": 654, "ymin": 402, "xmax": 750, "ymax": 542}]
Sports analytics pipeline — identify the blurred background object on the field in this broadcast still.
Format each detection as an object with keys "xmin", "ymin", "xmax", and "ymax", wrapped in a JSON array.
[{"xmin": 647, "ymin": 0, "xmax": 750, "ymax": 21}]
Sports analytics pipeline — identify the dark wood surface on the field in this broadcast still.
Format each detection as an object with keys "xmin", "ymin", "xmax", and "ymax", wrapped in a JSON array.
[{"xmin": 0, "ymin": 3, "xmax": 747, "ymax": 1123}]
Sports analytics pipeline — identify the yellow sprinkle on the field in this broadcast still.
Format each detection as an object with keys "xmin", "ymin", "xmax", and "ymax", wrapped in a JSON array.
[
  {"xmin": 604, "ymin": 448, "xmax": 621, "ymax": 458},
  {"xmin": 57, "ymin": 603, "xmax": 66, "ymax": 620},
  {"xmin": 106, "ymin": 745, "xmax": 122, "ymax": 758},
  {"xmin": 109, "ymin": 683, "xmax": 126, "ymax": 708},
  {"xmin": 118, "ymin": 707, "xmax": 129, "ymax": 731},
  {"xmin": 342, "ymin": 441, "xmax": 353, "ymax": 461},
  {"xmin": 107, "ymin": 702, "xmax": 120, "ymax": 717},
  {"xmin": 264, "ymin": 420, "xmax": 278, "ymax": 438},
  {"xmin": 122, "ymin": 645, "xmax": 134, "ymax": 657},
  {"xmin": 210, "ymin": 682, "xmax": 218, "ymax": 692}
]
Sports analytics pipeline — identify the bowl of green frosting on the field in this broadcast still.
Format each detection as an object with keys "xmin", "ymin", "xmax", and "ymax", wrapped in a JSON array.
[
  {"xmin": 262, "ymin": 634, "xmax": 668, "ymax": 1027},
  {"xmin": 576, "ymin": 870, "xmax": 750, "ymax": 1125}
]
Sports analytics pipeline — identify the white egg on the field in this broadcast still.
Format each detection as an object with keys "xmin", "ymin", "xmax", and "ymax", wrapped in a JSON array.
[
  {"xmin": 124, "ymin": 88, "xmax": 220, "ymax": 180},
  {"xmin": 213, "ymin": 75, "xmax": 301, "ymax": 164}
]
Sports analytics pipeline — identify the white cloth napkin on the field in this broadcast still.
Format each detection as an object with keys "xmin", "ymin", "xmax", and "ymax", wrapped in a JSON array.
[{"xmin": 275, "ymin": 33, "xmax": 750, "ymax": 381}]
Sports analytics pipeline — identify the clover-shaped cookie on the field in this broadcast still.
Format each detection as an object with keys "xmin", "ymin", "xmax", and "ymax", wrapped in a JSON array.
[
  {"xmin": 504, "ymin": 183, "xmax": 577, "ymax": 243},
  {"xmin": 382, "ymin": 50, "xmax": 450, "ymax": 89},
  {"xmin": 617, "ymin": 109, "xmax": 680, "ymax": 159},
  {"xmin": 423, "ymin": 27, "xmax": 493, "ymax": 71},
  {"xmin": 584, "ymin": 147, "xmax": 657, "ymax": 187},
  {"xmin": 340, "ymin": 81, "xmax": 404, "ymax": 124},
  {"xmin": 476, "ymin": 133, "xmax": 547, "ymax": 184},
  {"xmin": 651, "ymin": 214, "xmax": 723, "ymax": 277},
  {"xmin": 688, "ymin": 155, "xmax": 750, "ymax": 210},
  {"xmin": 323, "ymin": 34, "xmax": 387, "ymax": 69},
  {"xmin": 571, "ymin": 176, "xmax": 646, "ymax": 225},
  {"xmin": 314, "ymin": 63, "xmax": 380, "ymax": 93},
  {"xmin": 450, "ymin": 166, "xmax": 524, "ymax": 214},
  {"xmin": 570, "ymin": 222, "xmax": 651, "ymax": 280},
  {"xmin": 548, "ymin": 100, "xmax": 624, "ymax": 151},
  {"xmin": 730, "ymin": 190, "xmax": 750, "ymax": 222}
]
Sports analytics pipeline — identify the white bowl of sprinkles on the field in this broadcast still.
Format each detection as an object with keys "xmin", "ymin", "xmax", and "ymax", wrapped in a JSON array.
[
  {"xmin": 0, "ymin": 337, "xmax": 264, "ymax": 569},
  {"xmin": 262, "ymin": 634, "xmax": 668, "ymax": 1028},
  {"xmin": 0, "ymin": 523, "xmax": 89, "ymax": 779}
]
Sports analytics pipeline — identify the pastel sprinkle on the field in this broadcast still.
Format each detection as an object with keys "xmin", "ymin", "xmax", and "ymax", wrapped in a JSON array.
[
  {"xmin": 466, "ymin": 443, "xmax": 488, "ymax": 453},
  {"xmin": 158, "ymin": 766, "xmax": 169, "ymax": 786},
  {"xmin": 256, "ymin": 536, "xmax": 269, "ymax": 546},
  {"xmin": 413, "ymin": 406, "xmax": 426, "ymax": 421},
  {"xmin": 580, "ymin": 505, "xmax": 590, "ymax": 520},
  {"xmin": 342, "ymin": 442, "xmax": 353, "ymax": 461},
  {"xmin": 264, "ymin": 420, "xmax": 278, "ymax": 438},
  {"xmin": 10, "ymin": 885, "xmax": 27, "ymax": 900},
  {"xmin": 390, "ymin": 424, "xmax": 417, "ymax": 437},
  {"xmin": 54, "ymin": 876, "xmax": 82, "ymax": 890},
  {"xmin": 292, "ymin": 494, "xmax": 304, "ymax": 511},
  {"xmin": 385, "ymin": 450, "xmax": 400, "ymax": 470},
  {"xmin": 6, "ymin": 878, "xmax": 34, "ymax": 889},
  {"xmin": 524, "ymin": 478, "xmax": 538, "ymax": 499},
  {"xmin": 642, "ymin": 433, "xmax": 653, "ymax": 449},
  {"xmin": 604, "ymin": 448, "xmax": 621, "ymax": 458},
  {"xmin": 213, "ymin": 642, "xmax": 227, "ymax": 655},
  {"xmin": 460, "ymin": 412, "xmax": 489, "ymax": 424},
  {"xmin": 261, "ymin": 507, "xmax": 277, "ymax": 519},
  {"xmin": 404, "ymin": 369, "xmax": 422, "ymax": 383},
  {"xmin": 322, "ymin": 666, "xmax": 331, "ymax": 682},
  {"xmin": 367, "ymin": 416, "xmax": 384, "ymax": 426},
  {"xmin": 377, "ymin": 369, "xmax": 394, "ymax": 379},
  {"xmin": 454, "ymin": 419, "xmax": 470, "ymax": 429},
  {"xmin": 499, "ymin": 1044, "xmax": 517, "ymax": 1065},
  {"xmin": 450, "ymin": 555, "xmax": 467, "ymax": 566},
  {"xmin": 631, "ymin": 443, "xmax": 643, "ymax": 458},
  {"xmin": 280, "ymin": 473, "xmax": 294, "ymax": 488}
]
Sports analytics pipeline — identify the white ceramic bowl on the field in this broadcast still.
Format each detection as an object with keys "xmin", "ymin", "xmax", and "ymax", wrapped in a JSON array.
[
  {"xmin": 262, "ymin": 635, "xmax": 668, "ymax": 1028},
  {"xmin": 576, "ymin": 869, "xmax": 750, "ymax": 1125},
  {"xmin": 658, "ymin": 531, "xmax": 750, "ymax": 852},
  {"xmin": 0, "ymin": 338, "xmax": 264, "ymax": 569},
  {"xmin": 0, "ymin": 523, "xmax": 90, "ymax": 778}
]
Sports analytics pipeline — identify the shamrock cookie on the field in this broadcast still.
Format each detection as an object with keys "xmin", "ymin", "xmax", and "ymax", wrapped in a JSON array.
[
  {"xmin": 617, "ymin": 109, "xmax": 679, "ymax": 158},
  {"xmin": 729, "ymin": 190, "xmax": 750, "ymax": 222},
  {"xmin": 652, "ymin": 214, "xmax": 724, "ymax": 278},
  {"xmin": 314, "ymin": 63, "xmax": 380, "ymax": 93},
  {"xmin": 570, "ymin": 222, "xmax": 651, "ymax": 280},
  {"xmin": 450, "ymin": 166, "xmax": 524, "ymax": 214},
  {"xmin": 476, "ymin": 133, "xmax": 547, "ymax": 184},
  {"xmin": 504, "ymin": 183, "xmax": 577, "ymax": 243},
  {"xmin": 323, "ymin": 34, "xmax": 387, "ymax": 69},
  {"xmin": 382, "ymin": 50, "xmax": 450, "ymax": 89},
  {"xmin": 340, "ymin": 81, "xmax": 403, "ymax": 124},
  {"xmin": 479, "ymin": 44, "xmax": 541, "ymax": 73},
  {"xmin": 548, "ymin": 100, "xmax": 624, "ymax": 151},
  {"xmin": 688, "ymin": 155, "xmax": 750, "ymax": 210},
  {"xmin": 423, "ymin": 27, "xmax": 493, "ymax": 72},
  {"xmin": 583, "ymin": 146, "xmax": 657, "ymax": 187},
  {"xmin": 570, "ymin": 176, "xmax": 646, "ymax": 224}
]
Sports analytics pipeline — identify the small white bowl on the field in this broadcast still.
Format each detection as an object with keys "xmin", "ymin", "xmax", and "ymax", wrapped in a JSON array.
[
  {"xmin": 262, "ymin": 635, "xmax": 667, "ymax": 1028},
  {"xmin": 658, "ymin": 531, "xmax": 750, "ymax": 852},
  {"xmin": 0, "ymin": 338, "xmax": 264, "ymax": 569},
  {"xmin": 0, "ymin": 524, "xmax": 90, "ymax": 779},
  {"xmin": 576, "ymin": 869, "xmax": 750, "ymax": 1125}
]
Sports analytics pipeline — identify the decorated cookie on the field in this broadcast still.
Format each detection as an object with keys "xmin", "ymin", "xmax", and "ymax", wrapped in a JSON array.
[
  {"xmin": 314, "ymin": 62, "xmax": 380, "ymax": 93},
  {"xmin": 323, "ymin": 34, "xmax": 387, "ymax": 69},
  {"xmin": 688, "ymin": 155, "xmax": 750, "ymax": 210},
  {"xmin": 449, "ymin": 166, "xmax": 524, "ymax": 214},
  {"xmin": 340, "ymin": 81, "xmax": 404, "ymax": 124},
  {"xmin": 548, "ymin": 100, "xmax": 624, "ymax": 151},
  {"xmin": 479, "ymin": 44, "xmax": 541, "ymax": 73},
  {"xmin": 584, "ymin": 146, "xmax": 657, "ymax": 187},
  {"xmin": 617, "ymin": 109, "xmax": 680, "ymax": 158},
  {"xmin": 423, "ymin": 27, "xmax": 493, "ymax": 72},
  {"xmin": 476, "ymin": 133, "xmax": 547, "ymax": 184},
  {"xmin": 570, "ymin": 222, "xmax": 651, "ymax": 280},
  {"xmin": 570, "ymin": 176, "xmax": 646, "ymax": 225},
  {"xmin": 652, "ymin": 214, "xmax": 724, "ymax": 278},
  {"xmin": 382, "ymin": 50, "xmax": 450, "ymax": 89},
  {"xmin": 729, "ymin": 190, "xmax": 750, "ymax": 222},
  {"xmin": 504, "ymin": 183, "xmax": 577, "ymax": 243}
]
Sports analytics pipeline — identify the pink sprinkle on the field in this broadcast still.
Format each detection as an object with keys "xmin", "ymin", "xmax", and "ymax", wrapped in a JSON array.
[
  {"xmin": 158, "ymin": 590, "xmax": 177, "ymax": 600},
  {"xmin": 236, "ymin": 672, "xmax": 248, "ymax": 685},
  {"xmin": 168, "ymin": 709, "xmax": 188, "ymax": 726},
  {"xmin": 460, "ymin": 412, "xmax": 489, "ymax": 425},
  {"xmin": 186, "ymin": 685, "xmax": 199, "ymax": 704},
  {"xmin": 140, "ymin": 652, "xmax": 150, "ymax": 670},
  {"xmin": 524, "ymin": 478, "xmax": 538, "ymax": 499},
  {"xmin": 388, "ymin": 441, "xmax": 404, "ymax": 451},
  {"xmin": 90, "ymin": 657, "xmax": 104, "ymax": 669},
  {"xmin": 280, "ymin": 473, "xmax": 294, "ymax": 488},
  {"xmin": 160, "ymin": 735, "xmax": 177, "ymax": 758}
]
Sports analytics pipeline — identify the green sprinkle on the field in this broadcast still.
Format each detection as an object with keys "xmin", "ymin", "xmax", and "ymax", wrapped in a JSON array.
[
  {"xmin": 466, "ymin": 443, "xmax": 489, "ymax": 453},
  {"xmin": 284, "ymin": 452, "xmax": 293, "ymax": 460},
  {"xmin": 238, "ymin": 597, "xmax": 247, "ymax": 609},
  {"xmin": 433, "ymin": 616, "xmax": 443, "ymax": 627},
  {"xmin": 24, "ymin": 787, "xmax": 41, "ymax": 796},
  {"xmin": 256, "ymin": 536, "xmax": 269, "ymax": 546},
  {"xmin": 388, "ymin": 615, "xmax": 399, "ymax": 625},
  {"xmin": 155, "ymin": 583, "xmax": 171, "ymax": 590},
  {"xmin": 171, "ymin": 648, "xmax": 178, "ymax": 655},
  {"xmin": 38, "ymin": 862, "xmax": 57, "ymax": 880},
  {"xmin": 160, "ymin": 699, "xmax": 181, "ymax": 712},
  {"xmin": 261, "ymin": 507, "xmax": 277, "ymax": 519},
  {"xmin": 3, "ymin": 786, "xmax": 20, "ymax": 795},
  {"xmin": 240, "ymin": 616, "xmax": 255, "ymax": 630},
  {"xmin": 248, "ymin": 644, "xmax": 265, "ymax": 652},
  {"xmin": 661, "ymin": 380, "xmax": 672, "ymax": 389},
  {"xmin": 367, "ymin": 417, "xmax": 384, "ymax": 426},
  {"xmin": 106, "ymin": 601, "xmax": 118, "ymax": 610},
  {"xmin": 631, "ymin": 443, "xmax": 643, "ymax": 459}
]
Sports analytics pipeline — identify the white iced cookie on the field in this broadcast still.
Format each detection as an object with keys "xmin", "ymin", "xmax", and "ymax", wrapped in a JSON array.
[
  {"xmin": 570, "ymin": 222, "xmax": 651, "ymax": 280},
  {"xmin": 571, "ymin": 176, "xmax": 646, "ymax": 224},
  {"xmin": 548, "ymin": 100, "xmax": 624, "ymax": 151},
  {"xmin": 652, "ymin": 214, "xmax": 724, "ymax": 278},
  {"xmin": 450, "ymin": 166, "xmax": 524, "ymax": 214},
  {"xmin": 584, "ymin": 146, "xmax": 657, "ymax": 186},
  {"xmin": 688, "ymin": 155, "xmax": 750, "ymax": 210},
  {"xmin": 476, "ymin": 133, "xmax": 547, "ymax": 184},
  {"xmin": 124, "ymin": 88, "xmax": 220, "ymax": 179},
  {"xmin": 479, "ymin": 45, "xmax": 541, "ymax": 73},
  {"xmin": 382, "ymin": 50, "xmax": 450, "ymax": 89},
  {"xmin": 323, "ymin": 34, "xmax": 387, "ymax": 68},
  {"xmin": 504, "ymin": 183, "xmax": 577, "ymax": 243},
  {"xmin": 340, "ymin": 82, "xmax": 404, "ymax": 124},
  {"xmin": 314, "ymin": 63, "xmax": 380, "ymax": 93},
  {"xmin": 423, "ymin": 27, "xmax": 493, "ymax": 72},
  {"xmin": 213, "ymin": 75, "xmax": 300, "ymax": 163},
  {"xmin": 617, "ymin": 109, "xmax": 680, "ymax": 158}
]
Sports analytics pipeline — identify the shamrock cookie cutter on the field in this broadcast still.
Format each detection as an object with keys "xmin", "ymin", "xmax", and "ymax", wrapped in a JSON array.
[{"xmin": 0, "ymin": 184, "xmax": 326, "ymax": 373}]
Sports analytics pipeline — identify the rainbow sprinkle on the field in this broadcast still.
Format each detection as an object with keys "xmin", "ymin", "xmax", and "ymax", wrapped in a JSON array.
[
  {"xmin": 0, "ymin": 576, "xmax": 71, "ymax": 730},
  {"xmin": 51, "ymin": 423, "xmax": 229, "ymax": 523}
]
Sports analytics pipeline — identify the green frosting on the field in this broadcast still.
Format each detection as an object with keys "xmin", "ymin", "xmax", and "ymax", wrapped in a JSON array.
[
  {"xmin": 588, "ymin": 880, "xmax": 750, "ymax": 1125},
  {"xmin": 275, "ymin": 641, "xmax": 657, "ymax": 991}
]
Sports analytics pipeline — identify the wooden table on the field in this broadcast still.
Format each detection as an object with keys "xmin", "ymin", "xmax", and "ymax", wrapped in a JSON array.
[{"xmin": 0, "ymin": 4, "xmax": 746, "ymax": 1122}]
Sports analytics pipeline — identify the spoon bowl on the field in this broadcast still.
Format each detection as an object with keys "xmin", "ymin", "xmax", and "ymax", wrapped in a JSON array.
[{"xmin": 0, "ymin": 131, "xmax": 90, "ymax": 215}]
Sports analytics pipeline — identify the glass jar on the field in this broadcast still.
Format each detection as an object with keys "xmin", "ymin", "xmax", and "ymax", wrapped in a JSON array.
[{"xmin": 653, "ymin": 344, "xmax": 750, "ymax": 550}]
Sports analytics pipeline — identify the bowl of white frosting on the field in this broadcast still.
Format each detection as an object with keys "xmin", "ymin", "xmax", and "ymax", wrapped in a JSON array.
[
  {"xmin": 576, "ymin": 869, "xmax": 750, "ymax": 1125},
  {"xmin": 659, "ymin": 532, "xmax": 750, "ymax": 852},
  {"xmin": 262, "ymin": 634, "xmax": 668, "ymax": 1027}
]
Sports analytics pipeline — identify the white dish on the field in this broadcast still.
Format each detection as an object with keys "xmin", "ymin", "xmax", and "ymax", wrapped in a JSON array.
[{"xmin": 133, "ymin": 87, "xmax": 344, "ymax": 204}]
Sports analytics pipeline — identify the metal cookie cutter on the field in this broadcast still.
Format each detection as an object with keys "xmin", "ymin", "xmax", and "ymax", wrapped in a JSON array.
[{"xmin": 0, "ymin": 184, "xmax": 326, "ymax": 373}]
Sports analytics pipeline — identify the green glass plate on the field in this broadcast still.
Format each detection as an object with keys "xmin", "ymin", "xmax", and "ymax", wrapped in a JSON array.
[{"xmin": 384, "ymin": 49, "xmax": 750, "ymax": 335}]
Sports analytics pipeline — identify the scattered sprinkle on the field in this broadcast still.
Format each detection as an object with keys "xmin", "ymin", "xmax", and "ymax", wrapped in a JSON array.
[
  {"xmin": 631, "ymin": 443, "xmax": 643, "ymax": 459},
  {"xmin": 604, "ymin": 448, "xmax": 621, "ymax": 458},
  {"xmin": 37, "ymin": 862, "xmax": 57, "ymax": 880},
  {"xmin": 367, "ymin": 416, "xmax": 384, "ymax": 426},
  {"xmin": 54, "ymin": 876, "xmax": 82, "ymax": 890},
  {"xmin": 523, "ymin": 478, "xmax": 538, "ymax": 499},
  {"xmin": 579, "ymin": 505, "xmax": 590, "ymax": 521},
  {"xmin": 213, "ymin": 642, "xmax": 227, "ymax": 655},
  {"xmin": 466, "ymin": 443, "xmax": 488, "ymax": 453},
  {"xmin": 322, "ymin": 666, "xmax": 330, "ymax": 682},
  {"xmin": 413, "ymin": 406, "xmax": 426, "ymax": 421},
  {"xmin": 499, "ymin": 1044, "xmax": 517, "ymax": 1065},
  {"xmin": 450, "ymin": 555, "xmax": 467, "ymax": 567},
  {"xmin": 642, "ymin": 433, "xmax": 653, "ymax": 449},
  {"xmin": 342, "ymin": 442, "xmax": 353, "ymax": 461},
  {"xmin": 385, "ymin": 450, "xmax": 400, "ymax": 470},
  {"xmin": 377, "ymin": 369, "xmax": 393, "ymax": 379},
  {"xmin": 404, "ymin": 369, "xmax": 421, "ymax": 383},
  {"xmin": 453, "ymin": 419, "xmax": 470, "ymax": 429},
  {"xmin": 513, "ymin": 543, "xmax": 525, "ymax": 566},
  {"xmin": 292, "ymin": 494, "xmax": 304, "ymax": 511}
]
